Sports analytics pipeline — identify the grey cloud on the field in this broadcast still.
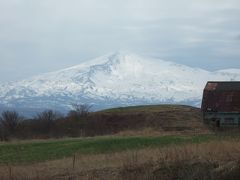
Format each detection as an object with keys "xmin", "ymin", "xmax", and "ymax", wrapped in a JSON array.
[
  {"xmin": 237, "ymin": 35, "xmax": 240, "ymax": 40},
  {"xmin": 0, "ymin": 0, "xmax": 240, "ymax": 82}
]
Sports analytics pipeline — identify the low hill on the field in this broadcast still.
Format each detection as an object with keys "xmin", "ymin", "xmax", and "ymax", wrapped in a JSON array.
[{"xmin": 86, "ymin": 105, "xmax": 209, "ymax": 136}]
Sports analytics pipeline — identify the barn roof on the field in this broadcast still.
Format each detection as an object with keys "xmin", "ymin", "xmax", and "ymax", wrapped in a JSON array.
[
  {"xmin": 201, "ymin": 81, "xmax": 240, "ymax": 112},
  {"xmin": 205, "ymin": 81, "xmax": 240, "ymax": 91}
]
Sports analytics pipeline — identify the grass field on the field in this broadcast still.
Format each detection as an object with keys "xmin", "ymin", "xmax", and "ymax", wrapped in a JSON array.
[
  {"xmin": 0, "ymin": 135, "xmax": 211, "ymax": 164},
  {"xmin": 0, "ymin": 135, "xmax": 239, "ymax": 179}
]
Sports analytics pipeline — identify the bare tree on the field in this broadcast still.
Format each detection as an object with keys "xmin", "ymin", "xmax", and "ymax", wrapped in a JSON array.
[
  {"xmin": 36, "ymin": 110, "xmax": 61, "ymax": 133},
  {"xmin": 0, "ymin": 123, "xmax": 5, "ymax": 141},
  {"xmin": 0, "ymin": 110, "xmax": 23, "ymax": 137},
  {"xmin": 37, "ymin": 110, "xmax": 59, "ymax": 122},
  {"xmin": 68, "ymin": 103, "xmax": 92, "ymax": 118}
]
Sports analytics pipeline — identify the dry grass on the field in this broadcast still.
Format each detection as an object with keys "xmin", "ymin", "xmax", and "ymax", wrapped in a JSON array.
[
  {"xmin": 87, "ymin": 105, "xmax": 210, "ymax": 136},
  {"xmin": 0, "ymin": 139, "xmax": 240, "ymax": 180}
]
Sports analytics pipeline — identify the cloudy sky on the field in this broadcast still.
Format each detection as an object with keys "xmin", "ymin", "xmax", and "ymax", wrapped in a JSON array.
[{"xmin": 0, "ymin": 0, "xmax": 240, "ymax": 82}]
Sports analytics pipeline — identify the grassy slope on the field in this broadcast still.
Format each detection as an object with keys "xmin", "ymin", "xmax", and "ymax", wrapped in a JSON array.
[
  {"xmin": 0, "ymin": 135, "xmax": 211, "ymax": 164},
  {"xmin": 93, "ymin": 104, "xmax": 208, "ymax": 133},
  {"xmin": 99, "ymin": 104, "xmax": 194, "ymax": 113}
]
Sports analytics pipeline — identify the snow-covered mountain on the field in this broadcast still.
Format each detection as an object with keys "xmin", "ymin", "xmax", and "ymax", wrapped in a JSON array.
[{"xmin": 0, "ymin": 52, "xmax": 240, "ymax": 116}]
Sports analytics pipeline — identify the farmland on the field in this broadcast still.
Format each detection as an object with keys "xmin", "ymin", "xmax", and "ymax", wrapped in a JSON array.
[
  {"xmin": 0, "ymin": 105, "xmax": 239, "ymax": 179},
  {"xmin": 0, "ymin": 134, "xmax": 239, "ymax": 179},
  {"xmin": 0, "ymin": 135, "xmax": 211, "ymax": 164}
]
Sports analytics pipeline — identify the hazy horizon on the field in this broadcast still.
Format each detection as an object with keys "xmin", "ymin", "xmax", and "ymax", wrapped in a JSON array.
[{"xmin": 0, "ymin": 0, "xmax": 240, "ymax": 83}]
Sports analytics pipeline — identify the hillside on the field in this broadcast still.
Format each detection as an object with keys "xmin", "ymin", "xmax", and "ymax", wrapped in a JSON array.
[
  {"xmin": 86, "ymin": 105, "xmax": 209, "ymax": 135},
  {"xmin": 0, "ymin": 52, "xmax": 240, "ymax": 115}
]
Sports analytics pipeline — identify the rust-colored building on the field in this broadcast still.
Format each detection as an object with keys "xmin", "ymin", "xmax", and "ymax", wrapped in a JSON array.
[{"xmin": 201, "ymin": 81, "xmax": 240, "ymax": 127}]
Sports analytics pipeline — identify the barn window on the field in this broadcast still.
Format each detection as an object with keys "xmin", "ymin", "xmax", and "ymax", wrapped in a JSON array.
[
  {"xmin": 224, "ymin": 118, "xmax": 234, "ymax": 124},
  {"xmin": 207, "ymin": 107, "xmax": 212, "ymax": 111},
  {"xmin": 211, "ymin": 118, "xmax": 220, "ymax": 122}
]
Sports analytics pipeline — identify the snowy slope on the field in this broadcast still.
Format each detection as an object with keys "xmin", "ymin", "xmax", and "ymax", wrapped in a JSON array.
[{"xmin": 0, "ymin": 52, "xmax": 239, "ymax": 115}]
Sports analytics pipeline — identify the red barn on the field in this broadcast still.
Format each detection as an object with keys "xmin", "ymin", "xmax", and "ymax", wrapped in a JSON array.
[{"xmin": 201, "ymin": 81, "xmax": 240, "ymax": 127}]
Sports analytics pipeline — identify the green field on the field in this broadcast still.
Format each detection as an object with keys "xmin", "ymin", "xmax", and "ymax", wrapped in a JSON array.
[{"xmin": 0, "ymin": 135, "xmax": 211, "ymax": 164}]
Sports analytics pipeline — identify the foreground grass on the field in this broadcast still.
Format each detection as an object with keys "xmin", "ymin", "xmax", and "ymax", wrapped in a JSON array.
[
  {"xmin": 0, "ymin": 135, "xmax": 211, "ymax": 164},
  {"xmin": 0, "ymin": 138, "xmax": 239, "ymax": 180}
]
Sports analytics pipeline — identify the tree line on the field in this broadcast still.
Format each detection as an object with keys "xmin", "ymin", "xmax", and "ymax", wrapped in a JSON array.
[{"xmin": 0, "ymin": 104, "xmax": 93, "ymax": 141}]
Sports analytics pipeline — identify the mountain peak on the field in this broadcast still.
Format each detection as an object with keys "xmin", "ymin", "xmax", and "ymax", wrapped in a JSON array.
[
  {"xmin": 106, "ymin": 51, "xmax": 143, "ymax": 65},
  {"xmin": 60, "ymin": 51, "xmax": 140, "ymax": 72}
]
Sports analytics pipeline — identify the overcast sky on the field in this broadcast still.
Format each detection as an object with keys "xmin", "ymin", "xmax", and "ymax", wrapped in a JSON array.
[{"xmin": 0, "ymin": 0, "xmax": 240, "ymax": 82}]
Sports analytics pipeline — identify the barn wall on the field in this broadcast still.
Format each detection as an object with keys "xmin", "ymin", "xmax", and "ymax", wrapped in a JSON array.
[
  {"xmin": 201, "ymin": 90, "xmax": 240, "ymax": 112},
  {"xmin": 203, "ymin": 112, "xmax": 240, "ymax": 127}
]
